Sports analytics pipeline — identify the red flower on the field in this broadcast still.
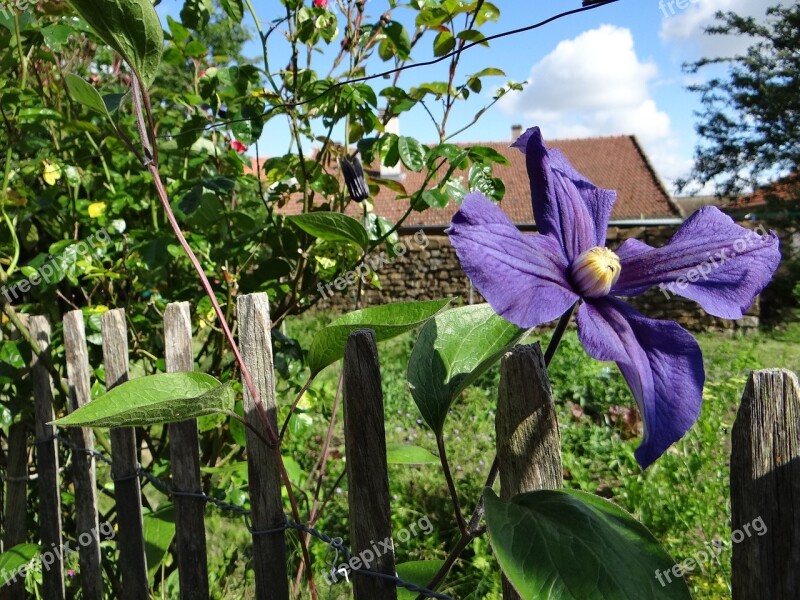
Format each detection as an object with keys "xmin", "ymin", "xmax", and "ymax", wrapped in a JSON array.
[
  {"xmin": 313, "ymin": 0, "xmax": 328, "ymax": 7},
  {"xmin": 231, "ymin": 140, "xmax": 247, "ymax": 153}
]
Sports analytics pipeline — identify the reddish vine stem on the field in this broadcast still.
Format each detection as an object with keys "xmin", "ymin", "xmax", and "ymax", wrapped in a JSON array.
[{"xmin": 131, "ymin": 84, "xmax": 318, "ymax": 599}]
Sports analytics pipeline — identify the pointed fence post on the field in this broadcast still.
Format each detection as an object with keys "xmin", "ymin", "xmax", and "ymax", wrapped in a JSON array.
[
  {"xmin": 237, "ymin": 293, "xmax": 289, "ymax": 600},
  {"xmin": 63, "ymin": 311, "xmax": 104, "ymax": 600},
  {"xmin": 164, "ymin": 302, "xmax": 209, "ymax": 599},
  {"xmin": 102, "ymin": 309, "xmax": 148, "ymax": 599},
  {"xmin": 342, "ymin": 329, "xmax": 397, "ymax": 600},
  {"xmin": 495, "ymin": 343, "xmax": 562, "ymax": 600},
  {"xmin": 30, "ymin": 316, "xmax": 65, "ymax": 600},
  {"xmin": 731, "ymin": 368, "xmax": 800, "ymax": 600}
]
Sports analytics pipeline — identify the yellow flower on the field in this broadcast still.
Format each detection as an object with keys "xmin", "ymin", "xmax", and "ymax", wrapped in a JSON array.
[
  {"xmin": 88, "ymin": 202, "xmax": 107, "ymax": 218},
  {"xmin": 42, "ymin": 160, "xmax": 62, "ymax": 186}
]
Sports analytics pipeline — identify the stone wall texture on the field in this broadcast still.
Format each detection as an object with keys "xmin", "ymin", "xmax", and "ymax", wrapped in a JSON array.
[{"xmin": 317, "ymin": 225, "xmax": 761, "ymax": 333}]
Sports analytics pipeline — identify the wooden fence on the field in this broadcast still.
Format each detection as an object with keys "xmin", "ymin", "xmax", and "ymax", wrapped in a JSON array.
[{"xmin": 0, "ymin": 292, "xmax": 799, "ymax": 599}]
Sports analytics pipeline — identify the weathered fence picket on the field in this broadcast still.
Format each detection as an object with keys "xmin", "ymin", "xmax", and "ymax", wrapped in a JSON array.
[
  {"xmin": 237, "ymin": 293, "xmax": 289, "ymax": 600},
  {"xmin": 731, "ymin": 368, "xmax": 800, "ymax": 600},
  {"xmin": 30, "ymin": 316, "xmax": 65, "ymax": 600},
  {"xmin": 342, "ymin": 329, "xmax": 397, "ymax": 600},
  {"xmin": 496, "ymin": 343, "xmax": 562, "ymax": 600},
  {"xmin": 6, "ymin": 299, "xmax": 799, "ymax": 600},
  {"xmin": 101, "ymin": 309, "xmax": 148, "ymax": 599},
  {"xmin": 164, "ymin": 302, "xmax": 210, "ymax": 599},
  {"xmin": 63, "ymin": 310, "xmax": 103, "ymax": 600}
]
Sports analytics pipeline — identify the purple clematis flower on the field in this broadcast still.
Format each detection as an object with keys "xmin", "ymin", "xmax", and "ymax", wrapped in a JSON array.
[{"xmin": 448, "ymin": 127, "xmax": 781, "ymax": 468}]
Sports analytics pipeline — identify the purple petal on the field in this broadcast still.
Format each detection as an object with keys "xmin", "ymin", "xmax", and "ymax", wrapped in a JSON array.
[
  {"xmin": 448, "ymin": 192, "xmax": 579, "ymax": 328},
  {"xmin": 513, "ymin": 126, "xmax": 617, "ymax": 250},
  {"xmin": 576, "ymin": 297, "xmax": 704, "ymax": 469},
  {"xmin": 612, "ymin": 207, "xmax": 781, "ymax": 319}
]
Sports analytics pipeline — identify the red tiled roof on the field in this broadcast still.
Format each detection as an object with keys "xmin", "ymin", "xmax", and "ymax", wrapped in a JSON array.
[
  {"xmin": 731, "ymin": 173, "xmax": 800, "ymax": 210},
  {"xmin": 248, "ymin": 135, "xmax": 679, "ymax": 225}
]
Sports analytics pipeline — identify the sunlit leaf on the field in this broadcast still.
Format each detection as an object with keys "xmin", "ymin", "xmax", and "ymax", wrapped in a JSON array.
[
  {"xmin": 408, "ymin": 304, "xmax": 525, "ymax": 434},
  {"xmin": 484, "ymin": 488, "xmax": 692, "ymax": 600},
  {"xmin": 308, "ymin": 299, "xmax": 451, "ymax": 375}
]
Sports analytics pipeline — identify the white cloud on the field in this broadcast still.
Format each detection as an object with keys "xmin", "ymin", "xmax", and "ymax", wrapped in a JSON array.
[{"xmin": 500, "ymin": 25, "xmax": 675, "ymax": 144}]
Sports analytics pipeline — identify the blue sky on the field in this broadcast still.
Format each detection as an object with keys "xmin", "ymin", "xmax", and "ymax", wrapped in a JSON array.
[{"xmin": 158, "ymin": 0, "xmax": 783, "ymax": 192}]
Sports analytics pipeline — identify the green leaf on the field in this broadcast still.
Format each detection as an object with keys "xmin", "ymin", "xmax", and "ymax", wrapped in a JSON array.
[
  {"xmin": 0, "ymin": 544, "xmax": 40, "ymax": 585},
  {"xmin": 308, "ymin": 299, "xmax": 451, "ymax": 375},
  {"xmin": 469, "ymin": 164, "xmax": 504, "ymax": 201},
  {"xmin": 433, "ymin": 30, "xmax": 456, "ymax": 57},
  {"xmin": 468, "ymin": 145, "xmax": 510, "ymax": 166},
  {"xmin": 52, "ymin": 372, "xmax": 232, "ymax": 428},
  {"xmin": 143, "ymin": 504, "xmax": 175, "ymax": 583},
  {"xmin": 17, "ymin": 108, "xmax": 63, "ymax": 122},
  {"xmin": 408, "ymin": 304, "xmax": 525, "ymax": 434},
  {"xmin": 418, "ymin": 189, "xmax": 449, "ymax": 209},
  {"xmin": 219, "ymin": 0, "xmax": 243, "ymax": 22},
  {"xmin": 386, "ymin": 443, "xmax": 438, "ymax": 465},
  {"xmin": 484, "ymin": 488, "xmax": 692, "ymax": 600},
  {"xmin": 41, "ymin": 24, "xmax": 74, "ymax": 49},
  {"xmin": 475, "ymin": 1, "xmax": 500, "ymax": 26},
  {"xmin": 65, "ymin": 74, "xmax": 114, "ymax": 121},
  {"xmin": 0, "ymin": 341, "xmax": 25, "ymax": 369},
  {"xmin": 383, "ymin": 21, "xmax": 411, "ymax": 59},
  {"xmin": 470, "ymin": 67, "xmax": 506, "ymax": 79},
  {"xmin": 396, "ymin": 560, "xmax": 445, "ymax": 600},
  {"xmin": 443, "ymin": 177, "xmax": 468, "ymax": 204},
  {"xmin": 457, "ymin": 29, "xmax": 486, "ymax": 45},
  {"xmin": 398, "ymin": 136, "xmax": 426, "ymax": 172},
  {"xmin": 68, "ymin": 0, "xmax": 164, "ymax": 85},
  {"xmin": 287, "ymin": 212, "xmax": 369, "ymax": 250}
]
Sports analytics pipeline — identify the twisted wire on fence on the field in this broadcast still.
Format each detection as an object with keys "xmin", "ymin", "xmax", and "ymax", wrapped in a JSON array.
[{"xmin": 31, "ymin": 432, "xmax": 453, "ymax": 600}]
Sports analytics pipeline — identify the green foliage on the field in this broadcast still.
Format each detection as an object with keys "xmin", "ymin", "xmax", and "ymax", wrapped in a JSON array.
[
  {"xmin": 307, "ymin": 299, "xmax": 451, "ymax": 375},
  {"xmin": 485, "ymin": 488, "xmax": 691, "ymax": 599},
  {"xmin": 52, "ymin": 372, "xmax": 230, "ymax": 427},
  {"xmin": 286, "ymin": 212, "xmax": 369, "ymax": 250},
  {"xmin": 0, "ymin": 544, "xmax": 40, "ymax": 585},
  {"xmin": 67, "ymin": 0, "xmax": 164, "ymax": 85},
  {"xmin": 407, "ymin": 304, "xmax": 524, "ymax": 434}
]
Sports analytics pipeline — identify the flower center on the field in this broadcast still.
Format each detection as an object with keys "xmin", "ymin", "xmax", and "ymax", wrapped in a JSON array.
[{"xmin": 570, "ymin": 247, "xmax": 621, "ymax": 298}]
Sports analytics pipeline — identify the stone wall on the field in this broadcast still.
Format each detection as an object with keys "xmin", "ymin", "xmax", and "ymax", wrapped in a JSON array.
[{"xmin": 317, "ymin": 225, "xmax": 760, "ymax": 333}]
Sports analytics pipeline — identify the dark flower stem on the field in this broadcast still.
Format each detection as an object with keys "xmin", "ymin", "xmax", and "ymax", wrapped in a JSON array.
[
  {"xmin": 437, "ymin": 432, "xmax": 468, "ymax": 534},
  {"xmin": 420, "ymin": 302, "xmax": 579, "ymax": 597}
]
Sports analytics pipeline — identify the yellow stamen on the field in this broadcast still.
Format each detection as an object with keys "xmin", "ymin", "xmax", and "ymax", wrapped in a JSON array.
[{"xmin": 570, "ymin": 247, "xmax": 621, "ymax": 298}]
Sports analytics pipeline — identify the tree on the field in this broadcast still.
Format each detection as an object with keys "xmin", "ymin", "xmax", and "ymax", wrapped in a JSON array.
[{"xmin": 680, "ymin": 3, "xmax": 800, "ymax": 197}]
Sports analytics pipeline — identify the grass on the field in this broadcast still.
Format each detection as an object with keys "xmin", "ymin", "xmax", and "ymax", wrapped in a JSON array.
[{"xmin": 200, "ymin": 310, "xmax": 800, "ymax": 600}]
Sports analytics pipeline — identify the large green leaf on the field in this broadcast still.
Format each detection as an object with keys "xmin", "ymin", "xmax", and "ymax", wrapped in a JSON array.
[
  {"xmin": 287, "ymin": 212, "xmax": 369, "ymax": 250},
  {"xmin": 396, "ymin": 560, "xmax": 445, "ymax": 600},
  {"xmin": 143, "ymin": 504, "xmax": 175, "ymax": 583},
  {"xmin": 407, "ymin": 304, "xmax": 524, "ymax": 434},
  {"xmin": 386, "ymin": 443, "xmax": 438, "ymax": 465},
  {"xmin": 397, "ymin": 136, "xmax": 426, "ymax": 172},
  {"xmin": 52, "ymin": 372, "xmax": 232, "ymax": 428},
  {"xmin": 68, "ymin": 0, "xmax": 164, "ymax": 85},
  {"xmin": 307, "ymin": 299, "xmax": 451, "ymax": 375},
  {"xmin": 0, "ymin": 544, "xmax": 40, "ymax": 585},
  {"xmin": 484, "ymin": 489, "xmax": 692, "ymax": 600}
]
